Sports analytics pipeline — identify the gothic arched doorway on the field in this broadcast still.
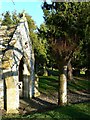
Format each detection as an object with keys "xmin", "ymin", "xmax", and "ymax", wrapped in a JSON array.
[
  {"xmin": 18, "ymin": 57, "xmax": 30, "ymax": 99},
  {"xmin": 19, "ymin": 58, "xmax": 24, "ymax": 98}
]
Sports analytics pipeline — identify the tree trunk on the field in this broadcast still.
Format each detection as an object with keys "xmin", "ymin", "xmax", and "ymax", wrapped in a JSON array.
[
  {"xmin": 58, "ymin": 63, "xmax": 67, "ymax": 106},
  {"xmin": 67, "ymin": 62, "xmax": 73, "ymax": 80},
  {"xmin": 43, "ymin": 65, "xmax": 48, "ymax": 76}
]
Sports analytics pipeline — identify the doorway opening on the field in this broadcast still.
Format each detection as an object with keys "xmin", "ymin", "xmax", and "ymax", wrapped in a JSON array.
[
  {"xmin": 19, "ymin": 57, "xmax": 30, "ymax": 99},
  {"xmin": 19, "ymin": 58, "xmax": 24, "ymax": 98}
]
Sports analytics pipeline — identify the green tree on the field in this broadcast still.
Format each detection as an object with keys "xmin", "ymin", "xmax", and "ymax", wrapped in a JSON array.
[
  {"xmin": 38, "ymin": 23, "xmax": 59, "ymax": 73},
  {"xmin": 72, "ymin": 2, "xmax": 90, "ymax": 70},
  {"xmin": 42, "ymin": 2, "xmax": 89, "ymax": 106},
  {"xmin": 37, "ymin": 23, "xmax": 49, "ymax": 75},
  {"xmin": 12, "ymin": 11, "xmax": 19, "ymax": 25},
  {"xmin": 79, "ymin": 2, "xmax": 90, "ymax": 70},
  {"xmin": 26, "ymin": 14, "xmax": 47, "ymax": 75},
  {"xmin": 2, "ymin": 11, "xmax": 13, "ymax": 26}
]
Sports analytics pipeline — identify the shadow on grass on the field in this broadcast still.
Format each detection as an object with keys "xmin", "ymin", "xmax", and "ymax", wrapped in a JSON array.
[
  {"xmin": 2, "ymin": 75, "xmax": 90, "ymax": 120},
  {"xmin": 19, "ymin": 97, "xmax": 57, "ymax": 114},
  {"xmin": 47, "ymin": 69, "xmax": 59, "ymax": 76},
  {"xmin": 44, "ymin": 104, "xmax": 90, "ymax": 120},
  {"xmin": 2, "ymin": 103, "xmax": 90, "ymax": 120},
  {"xmin": 39, "ymin": 76, "xmax": 58, "ymax": 96},
  {"xmin": 68, "ymin": 77, "xmax": 90, "ymax": 94},
  {"xmin": 18, "ymin": 103, "xmax": 90, "ymax": 120}
]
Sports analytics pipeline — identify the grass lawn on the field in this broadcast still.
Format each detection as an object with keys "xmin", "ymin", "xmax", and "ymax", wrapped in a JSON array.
[
  {"xmin": 39, "ymin": 76, "xmax": 58, "ymax": 96},
  {"xmin": 39, "ymin": 75, "xmax": 90, "ymax": 96},
  {"xmin": 68, "ymin": 76, "xmax": 90, "ymax": 94},
  {"xmin": 2, "ymin": 70, "xmax": 90, "ymax": 120},
  {"xmin": 2, "ymin": 103, "xmax": 90, "ymax": 120}
]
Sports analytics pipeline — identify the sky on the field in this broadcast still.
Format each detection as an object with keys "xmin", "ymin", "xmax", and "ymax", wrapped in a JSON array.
[{"xmin": 0, "ymin": 0, "xmax": 52, "ymax": 27}]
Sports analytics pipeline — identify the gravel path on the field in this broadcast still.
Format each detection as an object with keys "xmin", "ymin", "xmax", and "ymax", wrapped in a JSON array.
[
  {"xmin": 1, "ymin": 90, "xmax": 90, "ymax": 115},
  {"xmin": 19, "ymin": 90, "xmax": 90, "ymax": 114}
]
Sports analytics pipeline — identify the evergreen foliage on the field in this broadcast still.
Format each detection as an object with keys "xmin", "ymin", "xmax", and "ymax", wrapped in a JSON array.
[{"xmin": 2, "ymin": 11, "xmax": 13, "ymax": 26}]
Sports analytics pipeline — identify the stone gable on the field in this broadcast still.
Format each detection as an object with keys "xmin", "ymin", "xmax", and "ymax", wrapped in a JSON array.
[{"xmin": 0, "ymin": 14, "xmax": 36, "ymax": 113}]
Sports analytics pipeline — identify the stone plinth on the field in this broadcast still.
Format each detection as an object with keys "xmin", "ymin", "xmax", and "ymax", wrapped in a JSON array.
[{"xmin": 6, "ymin": 88, "xmax": 19, "ymax": 113}]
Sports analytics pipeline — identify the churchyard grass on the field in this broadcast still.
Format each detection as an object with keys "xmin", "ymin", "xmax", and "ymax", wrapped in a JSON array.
[
  {"xmin": 2, "ymin": 70, "xmax": 90, "ymax": 120},
  {"xmin": 2, "ymin": 103, "xmax": 90, "ymax": 120}
]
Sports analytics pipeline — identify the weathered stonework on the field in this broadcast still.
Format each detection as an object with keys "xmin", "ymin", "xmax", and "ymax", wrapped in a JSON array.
[
  {"xmin": 0, "ymin": 13, "xmax": 39, "ymax": 113},
  {"xmin": 34, "ymin": 74, "xmax": 40, "ymax": 97}
]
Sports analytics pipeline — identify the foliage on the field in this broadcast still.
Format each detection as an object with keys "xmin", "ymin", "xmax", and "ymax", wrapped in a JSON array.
[
  {"xmin": 26, "ymin": 14, "xmax": 48, "ymax": 74},
  {"xmin": 71, "ymin": 3, "xmax": 90, "ymax": 69},
  {"xmin": 37, "ymin": 22, "xmax": 57, "ymax": 70},
  {"xmin": 1, "ymin": 11, "xmax": 20, "ymax": 26},
  {"xmin": 41, "ymin": 2, "xmax": 90, "ymax": 105},
  {"xmin": 42, "ymin": 2, "xmax": 89, "ymax": 68},
  {"xmin": 12, "ymin": 11, "xmax": 19, "ymax": 24},
  {"xmin": 1, "ymin": 11, "xmax": 13, "ymax": 26}
]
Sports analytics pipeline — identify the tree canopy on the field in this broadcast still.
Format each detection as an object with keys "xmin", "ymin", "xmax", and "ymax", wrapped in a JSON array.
[
  {"xmin": 41, "ymin": 1, "xmax": 90, "ymax": 105},
  {"xmin": 42, "ymin": 2, "xmax": 89, "ymax": 66},
  {"xmin": 1, "ymin": 11, "xmax": 13, "ymax": 26}
]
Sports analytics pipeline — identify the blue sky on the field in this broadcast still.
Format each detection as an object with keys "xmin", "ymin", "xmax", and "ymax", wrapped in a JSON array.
[{"xmin": 0, "ymin": 0, "xmax": 51, "ymax": 27}]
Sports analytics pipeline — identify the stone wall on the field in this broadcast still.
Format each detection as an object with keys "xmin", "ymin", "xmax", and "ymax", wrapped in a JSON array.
[
  {"xmin": 0, "ymin": 14, "xmax": 35, "ymax": 113},
  {"xmin": 0, "ymin": 80, "xmax": 4, "ymax": 109}
]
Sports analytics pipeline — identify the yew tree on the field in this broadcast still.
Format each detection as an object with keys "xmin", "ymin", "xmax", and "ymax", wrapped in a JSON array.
[
  {"xmin": 73, "ymin": 2, "xmax": 90, "ymax": 69},
  {"xmin": 42, "ymin": 2, "xmax": 89, "ymax": 106}
]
